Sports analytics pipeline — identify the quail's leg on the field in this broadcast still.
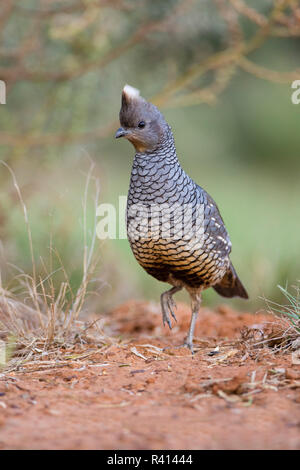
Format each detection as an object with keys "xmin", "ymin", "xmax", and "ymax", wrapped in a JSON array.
[
  {"xmin": 160, "ymin": 286, "xmax": 182, "ymax": 329},
  {"xmin": 184, "ymin": 294, "xmax": 202, "ymax": 354}
]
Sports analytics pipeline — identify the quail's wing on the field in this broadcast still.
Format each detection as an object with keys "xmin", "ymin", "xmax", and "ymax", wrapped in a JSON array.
[{"xmin": 198, "ymin": 186, "xmax": 232, "ymax": 258}]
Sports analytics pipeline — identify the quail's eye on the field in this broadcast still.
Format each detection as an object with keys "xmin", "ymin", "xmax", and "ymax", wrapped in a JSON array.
[{"xmin": 138, "ymin": 121, "xmax": 146, "ymax": 129}]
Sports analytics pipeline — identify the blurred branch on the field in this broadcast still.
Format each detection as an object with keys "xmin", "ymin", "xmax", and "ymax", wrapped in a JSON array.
[
  {"xmin": 0, "ymin": 1, "xmax": 15, "ymax": 39},
  {"xmin": 0, "ymin": 0, "xmax": 194, "ymax": 84},
  {"xmin": 239, "ymin": 57, "xmax": 300, "ymax": 83},
  {"xmin": 153, "ymin": 47, "xmax": 242, "ymax": 108},
  {"xmin": 214, "ymin": 0, "xmax": 243, "ymax": 46},
  {"xmin": 0, "ymin": 120, "xmax": 118, "ymax": 148},
  {"xmin": 229, "ymin": 0, "xmax": 268, "ymax": 27},
  {"xmin": 0, "ymin": 22, "xmax": 149, "ymax": 83},
  {"xmin": 0, "ymin": 1, "xmax": 14, "ymax": 23},
  {"xmin": 230, "ymin": 0, "xmax": 300, "ymax": 36},
  {"xmin": 15, "ymin": 0, "xmax": 135, "ymax": 17},
  {"xmin": 167, "ymin": 66, "xmax": 237, "ymax": 107},
  {"xmin": 154, "ymin": 0, "xmax": 298, "ymax": 108},
  {"xmin": 0, "ymin": 0, "xmax": 299, "ymax": 147}
]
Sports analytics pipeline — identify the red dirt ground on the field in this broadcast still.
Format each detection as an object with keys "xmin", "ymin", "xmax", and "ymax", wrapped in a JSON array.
[{"xmin": 0, "ymin": 301, "xmax": 300, "ymax": 450}]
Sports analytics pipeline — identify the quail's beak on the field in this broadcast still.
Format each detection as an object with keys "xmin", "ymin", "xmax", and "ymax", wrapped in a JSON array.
[{"xmin": 115, "ymin": 127, "xmax": 128, "ymax": 139}]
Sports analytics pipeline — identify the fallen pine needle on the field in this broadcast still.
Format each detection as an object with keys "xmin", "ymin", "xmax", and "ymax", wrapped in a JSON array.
[
  {"xmin": 95, "ymin": 401, "xmax": 130, "ymax": 408},
  {"xmin": 130, "ymin": 347, "xmax": 147, "ymax": 360}
]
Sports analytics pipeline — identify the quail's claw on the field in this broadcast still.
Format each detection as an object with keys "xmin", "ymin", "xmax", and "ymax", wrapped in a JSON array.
[
  {"xmin": 184, "ymin": 339, "xmax": 194, "ymax": 355},
  {"xmin": 160, "ymin": 287, "xmax": 181, "ymax": 331},
  {"xmin": 167, "ymin": 297, "xmax": 177, "ymax": 322},
  {"xmin": 161, "ymin": 296, "xmax": 175, "ymax": 330},
  {"xmin": 163, "ymin": 340, "xmax": 195, "ymax": 356},
  {"xmin": 162, "ymin": 303, "xmax": 172, "ymax": 329}
]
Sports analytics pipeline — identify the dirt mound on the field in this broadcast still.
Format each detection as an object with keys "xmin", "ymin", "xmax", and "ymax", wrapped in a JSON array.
[
  {"xmin": 0, "ymin": 301, "xmax": 299, "ymax": 450},
  {"xmin": 108, "ymin": 300, "xmax": 274, "ymax": 343}
]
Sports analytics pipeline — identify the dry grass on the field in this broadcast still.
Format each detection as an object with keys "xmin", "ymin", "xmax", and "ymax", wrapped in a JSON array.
[
  {"xmin": 263, "ymin": 283, "xmax": 300, "ymax": 349},
  {"xmin": 0, "ymin": 161, "xmax": 109, "ymax": 370},
  {"xmin": 266, "ymin": 284, "xmax": 300, "ymax": 334},
  {"xmin": 1, "ymin": 160, "xmax": 299, "ymax": 373},
  {"xmin": 239, "ymin": 283, "xmax": 300, "ymax": 356}
]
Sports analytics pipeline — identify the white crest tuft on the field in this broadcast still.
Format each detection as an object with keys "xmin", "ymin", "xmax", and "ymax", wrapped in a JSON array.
[{"xmin": 123, "ymin": 84, "xmax": 140, "ymax": 99}]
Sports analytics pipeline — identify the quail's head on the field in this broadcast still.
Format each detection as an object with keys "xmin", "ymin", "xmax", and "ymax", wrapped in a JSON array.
[{"xmin": 115, "ymin": 85, "xmax": 169, "ymax": 153}]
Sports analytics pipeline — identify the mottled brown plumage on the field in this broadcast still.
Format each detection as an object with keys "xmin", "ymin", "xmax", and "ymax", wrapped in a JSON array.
[{"xmin": 116, "ymin": 85, "xmax": 248, "ymax": 352}]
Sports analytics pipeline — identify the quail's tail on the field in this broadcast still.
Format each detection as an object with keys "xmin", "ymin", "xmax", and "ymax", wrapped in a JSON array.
[{"xmin": 213, "ymin": 263, "xmax": 248, "ymax": 299}]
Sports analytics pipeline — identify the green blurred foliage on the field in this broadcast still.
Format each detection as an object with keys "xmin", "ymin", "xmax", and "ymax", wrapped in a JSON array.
[{"xmin": 0, "ymin": 0, "xmax": 299, "ymax": 312}]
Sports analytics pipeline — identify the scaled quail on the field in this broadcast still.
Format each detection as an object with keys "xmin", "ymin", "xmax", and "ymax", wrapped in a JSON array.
[{"xmin": 115, "ymin": 85, "xmax": 248, "ymax": 353}]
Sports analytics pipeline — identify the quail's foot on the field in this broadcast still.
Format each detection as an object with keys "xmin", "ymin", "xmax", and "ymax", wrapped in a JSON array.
[
  {"xmin": 183, "ymin": 338, "xmax": 194, "ymax": 355},
  {"xmin": 161, "ymin": 294, "xmax": 177, "ymax": 329},
  {"xmin": 162, "ymin": 338, "xmax": 196, "ymax": 355}
]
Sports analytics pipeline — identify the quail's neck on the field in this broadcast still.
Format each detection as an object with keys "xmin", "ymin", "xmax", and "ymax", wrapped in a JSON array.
[
  {"xmin": 128, "ymin": 126, "xmax": 190, "ymax": 206},
  {"xmin": 133, "ymin": 127, "xmax": 179, "ymax": 167}
]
